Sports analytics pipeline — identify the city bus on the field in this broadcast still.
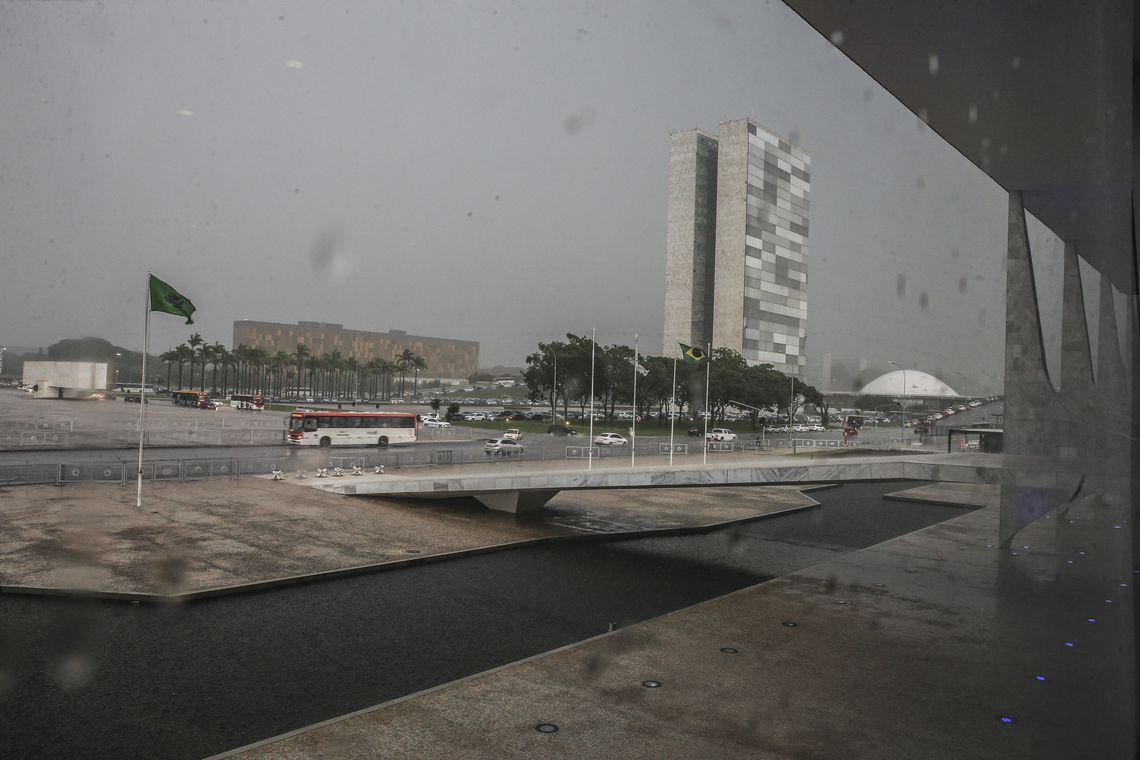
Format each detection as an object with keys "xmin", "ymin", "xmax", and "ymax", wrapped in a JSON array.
[
  {"xmin": 113, "ymin": 383, "xmax": 158, "ymax": 396},
  {"xmin": 285, "ymin": 411, "xmax": 417, "ymax": 447},
  {"xmin": 171, "ymin": 390, "xmax": 216, "ymax": 409},
  {"xmin": 230, "ymin": 393, "xmax": 264, "ymax": 411}
]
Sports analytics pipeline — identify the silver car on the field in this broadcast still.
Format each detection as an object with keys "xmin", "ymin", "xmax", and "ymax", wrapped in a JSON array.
[{"xmin": 484, "ymin": 437, "xmax": 524, "ymax": 456}]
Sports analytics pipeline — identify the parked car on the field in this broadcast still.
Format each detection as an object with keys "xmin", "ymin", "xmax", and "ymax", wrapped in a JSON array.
[
  {"xmin": 707, "ymin": 428, "xmax": 737, "ymax": 441},
  {"xmin": 502, "ymin": 428, "xmax": 523, "ymax": 442},
  {"xmin": 687, "ymin": 427, "xmax": 703, "ymax": 437},
  {"xmin": 593, "ymin": 432, "xmax": 628, "ymax": 446},
  {"xmin": 484, "ymin": 438, "xmax": 524, "ymax": 456}
]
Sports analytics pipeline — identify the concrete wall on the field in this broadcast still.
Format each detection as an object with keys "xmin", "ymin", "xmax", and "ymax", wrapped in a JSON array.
[{"xmin": 22, "ymin": 361, "xmax": 108, "ymax": 399}]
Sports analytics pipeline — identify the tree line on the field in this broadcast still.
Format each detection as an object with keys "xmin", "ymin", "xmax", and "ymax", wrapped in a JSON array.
[
  {"xmin": 523, "ymin": 335, "xmax": 828, "ymax": 425},
  {"xmin": 159, "ymin": 333, "xmax": 428, "ymax": 401}
]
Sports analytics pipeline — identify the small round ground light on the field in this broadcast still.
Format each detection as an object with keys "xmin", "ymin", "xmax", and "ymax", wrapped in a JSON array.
[
  {"xmin": 872, "ymin": 583, "xmax": 886, "ymax": 588},
  {"xmin": 782, "ymin": 621, "xmax": 799, "ymax": 628},
  {"xmin": 834, "ymin": 600, "xmax": 849, "ymax": 605},
  {"xmin": 720, "ymin": 647, "xmax": 738, "ymax": 654},
  {"xmin": 996, "ymin": 714, "xmax": 1018, "ymax": 725},
  {"xmin": 535, "ymin": 723, "xmax": 559, "ymax": 733},
  {"xmin": 641, "ymin": 680, "xmax": 662, "ymax": 688}
]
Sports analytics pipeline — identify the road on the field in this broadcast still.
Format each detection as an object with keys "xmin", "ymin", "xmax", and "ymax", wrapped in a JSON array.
[
  {"xmin": 0, "ymin": 481, "xmax": 977, "ymax": 760},
  {"xmin": 0, "ymin": 424, "xmax": 926, "ymax": 469}
]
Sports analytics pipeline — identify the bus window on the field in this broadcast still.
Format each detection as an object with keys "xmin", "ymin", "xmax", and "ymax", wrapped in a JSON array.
[{"xmin": 303, "ymin": 418, "xmax": 318, "ymax": 432}]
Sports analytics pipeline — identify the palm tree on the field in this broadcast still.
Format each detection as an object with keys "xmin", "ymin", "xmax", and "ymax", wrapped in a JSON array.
[
  {"xmin": 325, "ymin": 350, "xmax": 344, "ymax": 399},
  {"xmin": 215, "ymin": 345, "xmax": 233, "ymax": 396},
  {"xmin": 250, "ymin": 347, "xmax": 271, "ymax": 395},
  {"xmin": 199, "ymin": 343, "xmax": 217, "ymax": 393},
  {"xmin": 272, "ymin": 351, "xmax": 292, "ymax": 398},
  {"xmin": 294, "ymin": 343, "xmax": 311, "ymax": 400},
  {"xmin": 410, "ymin": 353, "xmax": 427, "ymax": 398},
  {"xmin": 186, "ymin": 332, "xmax": 204, "ymax": 390},
  {"xmin": 173, "ymin": 344, "xmax": 194, "ymax": 389},
  {"xmin": 345, "ymin": 356, "xmax": 360, "ymax": 400},
  {"xmin": 160, "ymin": 350, "xmax": 178, "ymax": 389},
  {"xmin": 396, "ymin": 348, "xmax": 416, "ymax": 398},
  {"xmin": 207, "ymin": 342, "xmax": 227, "ymax": 394}
]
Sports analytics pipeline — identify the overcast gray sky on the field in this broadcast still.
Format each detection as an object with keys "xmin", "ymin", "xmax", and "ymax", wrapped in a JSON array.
[{"xmin": 1, "ymin": 0, "xmax": 1017, "ymax": 391}]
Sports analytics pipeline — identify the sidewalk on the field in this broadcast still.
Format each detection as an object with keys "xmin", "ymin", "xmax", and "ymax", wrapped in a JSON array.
[{"xmin": 0, "ymin": 478, "xmax": 818, "ymax": 598}]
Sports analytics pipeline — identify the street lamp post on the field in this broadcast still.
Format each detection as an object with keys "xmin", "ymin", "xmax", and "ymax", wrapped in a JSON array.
[
  {"xmin": 888, "ymin": 361, "xmax": 907, "ymax": 425},
  {"xmin": 953, "ymin": 371, "xmax": 969, "ymax": 399},
  {"xmin": 729, "ymin": 399, "xmax": 768, "ymax": 447},
  {"xmin": 546, "ymin": 350, "xmax": 558, "ymax": 430}
]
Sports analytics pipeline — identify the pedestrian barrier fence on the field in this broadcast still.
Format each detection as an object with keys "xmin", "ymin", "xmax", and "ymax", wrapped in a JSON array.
[
  {"xmin": 0, "ymin": 420, "xmax": 74, "ymax": 431},
  {"xmin": 566, "ymin": 446, "xmax": 601, "ymax": 459},
  {"xmin": 707, "ymin": 441, "xmax": 735, "ymax": 452},
  {"xmin": 0, "ymin": 431, "xmax": 70, "ymax": 447},
  {"xmin": 659, "ymin": 443, "xmax": 688, "ymax": 454}
]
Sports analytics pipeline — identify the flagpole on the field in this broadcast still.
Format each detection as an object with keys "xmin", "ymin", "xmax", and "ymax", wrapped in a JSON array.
[
  {"xmin": 668, "ymin": 355, "xmax": 677, "ymax": 467},
  {"xmin": 703, "ymin": 341, "xmax": 711, "ymax": 465},
  {"xmin": 136, "ymin": 276, "xmax": 150, "ymax": 508},
  {"xmin": 588, "ymin": 328, "xmax": 596, "ymax": 470},
  {"xmin": 631, "ymin": 334, "xmax": 637, "ymax": 468}
]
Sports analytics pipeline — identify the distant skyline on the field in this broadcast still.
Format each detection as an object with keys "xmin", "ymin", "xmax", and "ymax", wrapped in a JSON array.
[{"xmin": 1, "ymin": 1, "xmax": 1018, "ymax": 393}]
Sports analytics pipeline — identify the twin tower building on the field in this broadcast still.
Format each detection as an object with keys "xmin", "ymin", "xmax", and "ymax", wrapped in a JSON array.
[{"xmin": 663, "ymin": 118, "xmax": 811, "ymax": 377}]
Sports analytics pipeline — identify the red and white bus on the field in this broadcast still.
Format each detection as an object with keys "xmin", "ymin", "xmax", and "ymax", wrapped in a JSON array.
[
  {"xmin": 230, "ymin": 393, "xmax": 264, "ymax": 411},
  {"xmin": 285, "ymin": 411, "xmax": 417, "ymax": 447}
]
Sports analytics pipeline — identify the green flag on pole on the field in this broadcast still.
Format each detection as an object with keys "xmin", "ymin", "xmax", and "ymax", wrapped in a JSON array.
[
  {"xmin": 148, "ymin": 274, "xmax": 196, "ymax": 324},
  {"xmin": 679, "ymin": 343, "xmax": 708, "ymax": 365}
]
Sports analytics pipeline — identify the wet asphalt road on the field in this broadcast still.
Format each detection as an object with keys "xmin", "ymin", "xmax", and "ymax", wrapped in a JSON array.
[{"xmin": 0, "ymin": 481, "xmax": 974, "ymax": 759}]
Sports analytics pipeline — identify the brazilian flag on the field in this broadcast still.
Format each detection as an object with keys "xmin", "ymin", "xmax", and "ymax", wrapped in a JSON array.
[
  {"xmin": 148, "ymin": 274, "xmax": 196, "ymax": 324},
  {"xmin": 679, "ymin": 343, "xmax": 709, "ymax": 365}
]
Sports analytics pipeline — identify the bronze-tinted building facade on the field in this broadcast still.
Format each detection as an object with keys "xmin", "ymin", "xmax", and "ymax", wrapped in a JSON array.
[{"xmin": 232, "ymin": 321, "xmax": 479, "ymax": 381}]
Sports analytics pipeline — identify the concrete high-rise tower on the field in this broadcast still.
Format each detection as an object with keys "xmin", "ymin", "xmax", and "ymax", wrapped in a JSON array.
[{"xmin": 663, "ymin": 118, "xmax": 811, "ymax": 375}]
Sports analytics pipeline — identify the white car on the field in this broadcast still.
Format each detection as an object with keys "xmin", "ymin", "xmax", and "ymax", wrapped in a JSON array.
[
  {"xmin": 706, "ymin": 428, "xmax": 737, "ymax": 441},
  {"xmin": 593, "ymin": 432, "xmax": 628, "ymax": 446},
  {"xmin": 422, "ymin": 419, "xmax": 451, "ymax": 428},
  {"xmin": 808, "ymin": 424, "xmax": 825, "ymax": 432}
]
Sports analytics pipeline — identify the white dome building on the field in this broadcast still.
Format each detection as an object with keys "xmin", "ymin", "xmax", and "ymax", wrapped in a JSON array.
[{"xmin": 857, "ymin": 369, "xmax": 960, "ymax": 398}]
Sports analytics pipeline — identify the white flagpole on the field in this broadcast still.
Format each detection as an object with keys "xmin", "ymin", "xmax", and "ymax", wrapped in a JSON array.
[
  {"xmin": 588, "ymin": 328, "xmax": 596, "ymax": 470},
  {"xmin": 703, "ymin": 342, "xmax": 711, "ymax": 465},
  {"xmin": 136, "ymin": 276, "xmax": 150, "ymax": 508},
  {"xmin": 668, "ymin": 355, "xmax": 677, "ymax": 467},
  {"xmin": 631, "ymin": 334, "xmax": 638, "ymax": 468}
]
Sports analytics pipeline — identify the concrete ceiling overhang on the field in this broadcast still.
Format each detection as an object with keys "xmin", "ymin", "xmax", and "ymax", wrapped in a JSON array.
[{"xmin": 783, "ymin": 0, "xmax": 1135, "ymax": 292}]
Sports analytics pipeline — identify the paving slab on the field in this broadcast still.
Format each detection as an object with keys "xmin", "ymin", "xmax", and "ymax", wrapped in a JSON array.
[
  {"xmin": 0, "ymin": 479, "xmax": 818, "ymax": 597},
  {"xmin": 884, "ymin": 481, "xmax": 1000, "ymax": 508}
]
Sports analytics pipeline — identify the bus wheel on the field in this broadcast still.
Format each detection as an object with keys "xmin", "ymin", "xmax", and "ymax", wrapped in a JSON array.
[
  {"xmin": 378, "ymin": 436, "xmax": 389, "ymax": 447},
  {"xmin": 319, "ymin": 437, "xmax": 331, "ymax": 448}
]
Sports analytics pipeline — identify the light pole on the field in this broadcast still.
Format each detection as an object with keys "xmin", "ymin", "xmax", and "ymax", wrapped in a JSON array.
[
  {"xmin": 888, "ymin": 361, "xmax": 907, "ymax": 425},
  {"xmin": 730, "ymin": 399, "xmax": 768, "ymax": 447},
  {"xmin": 0, "ymin": 346, "xmax": 5, "ymax": 378},
  {"xmin": 547, "ymin": 349, "xmax": 558, "ymax": 429},
  {"xmin": 952, "ymin": 371, "xmax": 969, "ymax": 399}
]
